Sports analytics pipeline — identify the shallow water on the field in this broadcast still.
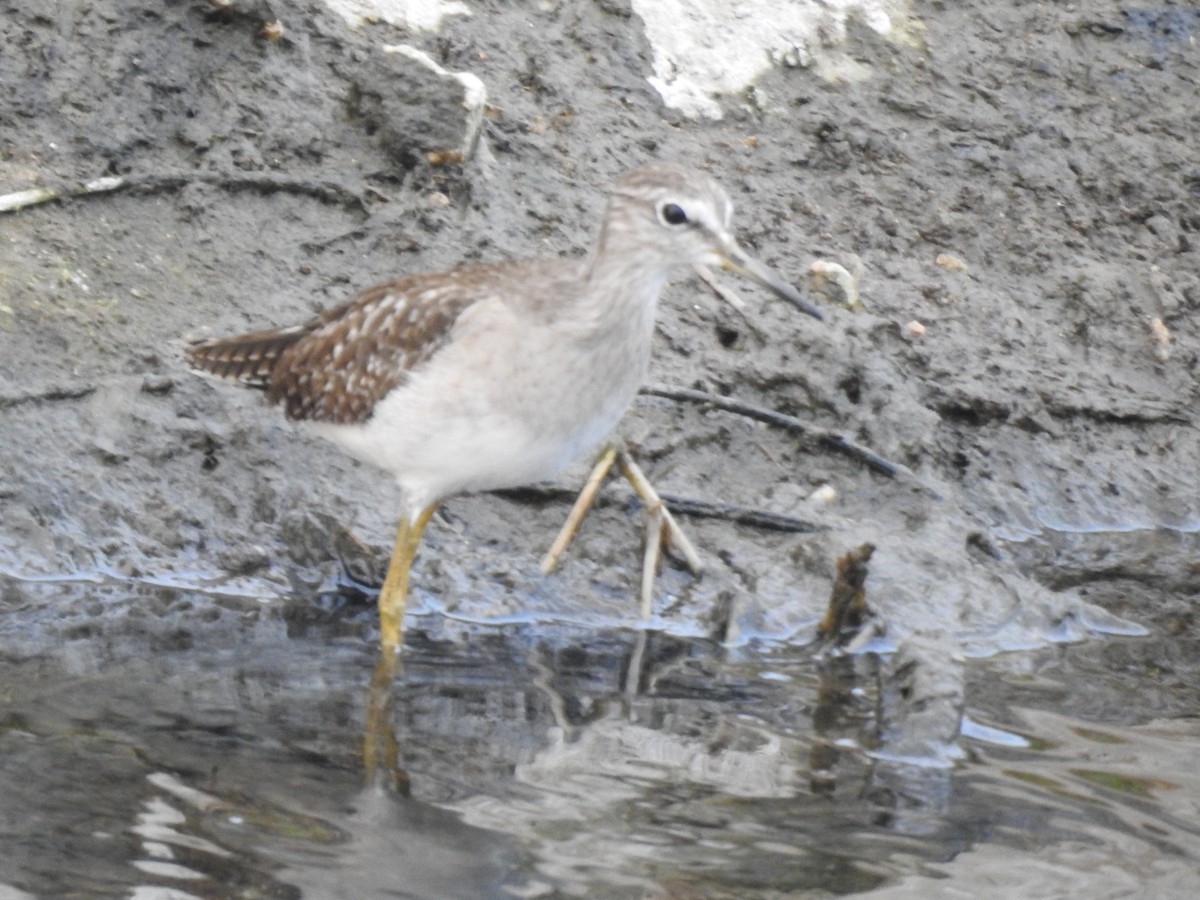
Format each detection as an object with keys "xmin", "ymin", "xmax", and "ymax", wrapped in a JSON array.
[{"xmin": 1, "ymin": 575, "xmax": 1197, "ymax": 899}]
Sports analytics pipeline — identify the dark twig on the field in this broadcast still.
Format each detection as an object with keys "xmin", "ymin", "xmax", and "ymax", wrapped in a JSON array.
[
  {"xmin": 497, "ymin": 485, "xmax": 822, "ymax": 534},
  {"xmin": 641, "ymin": 383, "xmax": 939, "ymax": 497},
  {"xmin": 0, "ymin": 383, "xmax": 97, "ymax": 409},
  {"xmin": 656, "ymin": 492, "xmax": 823, "ymax": 533}
]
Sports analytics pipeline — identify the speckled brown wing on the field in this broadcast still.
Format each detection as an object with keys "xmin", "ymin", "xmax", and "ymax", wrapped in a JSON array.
[
  {"xmin": 187, "ymin": 270, "xmax": 484, "ymax": 425},
  {"xmin": 185, "ymin": 322, "xmax": 315, "ymax": 389}
]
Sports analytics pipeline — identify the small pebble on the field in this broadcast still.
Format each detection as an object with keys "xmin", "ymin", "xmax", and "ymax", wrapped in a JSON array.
[
  {"xmin": 903, "ymin": 320, "xmax": 926, "ymax": 338},
  {"xmin": 425, "ymin": 150, "xmax": 464, "ymax": 166},
  {"xmin": 141, "ymin": 374, "xmax": 175, "ymax": 395},
  {"xmin": 1149, "ymin": 317, "xmax": 1171, "ymax": 362},
  {"xmin": 935, "ymin": 252, "xmax": 968, "ymax": 272},
  {"xmin": 808, "ymin": 484, "xmax": 837, "ymax": 504}
]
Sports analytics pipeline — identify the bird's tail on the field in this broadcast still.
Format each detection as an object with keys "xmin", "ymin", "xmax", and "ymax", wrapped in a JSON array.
[{"xmin": 185, "ymin": 325, "xmax": 310, "ymax": 389}]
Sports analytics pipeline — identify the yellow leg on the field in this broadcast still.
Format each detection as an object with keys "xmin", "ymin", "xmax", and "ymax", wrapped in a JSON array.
[
  {"xmin": 540, "ymin": 444, "xmax": 619, "ymax": 574},
  {"xmin": 362, "ymin": 647, "xmax": 407, "ymax": 792},
  {"xmin": 540, "ymin": 442, "xmax": 704, "ymax": 617},
  {"xmin": 378, "ymin": 502, "xmax": 437, "ymax": 654},
  {"xmin": 639, "ymin": 502, "xmax": 665, "ymax": 620},
  {"xmin": 614, "ymin": 447, "xmax": 703, "ymax": 577}
]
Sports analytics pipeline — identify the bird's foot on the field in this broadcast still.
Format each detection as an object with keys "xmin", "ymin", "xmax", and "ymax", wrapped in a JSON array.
[{"xmin": 540, "ymin": 442, "xmax": 703, "ymax": 617}]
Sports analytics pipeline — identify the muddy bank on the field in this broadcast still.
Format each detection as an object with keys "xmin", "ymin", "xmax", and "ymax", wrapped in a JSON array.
[{"xmin": 3, "ymin": 0, "xmax": 1197, "ymax": 651}]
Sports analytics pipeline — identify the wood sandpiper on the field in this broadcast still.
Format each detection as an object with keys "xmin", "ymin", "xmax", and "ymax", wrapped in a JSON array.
[{"xmin": 186, "ymin": 162, "xmax": 823, "ymax": 653}]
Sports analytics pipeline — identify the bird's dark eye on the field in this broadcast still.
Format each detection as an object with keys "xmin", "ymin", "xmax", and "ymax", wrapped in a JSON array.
[{"xmin": 660, "ymin": 203, "xmax": 688, "ymax": 226}]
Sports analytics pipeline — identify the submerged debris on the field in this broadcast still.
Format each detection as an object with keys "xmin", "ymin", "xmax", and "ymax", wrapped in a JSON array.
[
  {"xmin": 935, "ymin": 252, "xmax": 968, "ymax": 272},
  {"xmin": 817, "ymin": 542, "xmax": 877, "ymax": 645}
]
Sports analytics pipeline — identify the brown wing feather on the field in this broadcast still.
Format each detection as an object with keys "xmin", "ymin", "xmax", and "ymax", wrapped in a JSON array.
[
  {"xmin": 186, "ymin": 324, "xmax": 314, "ymax": 389},
  {"xmin": 267, "ymin": 274, "xmax": 478, "ymax": 424},
  {"xmin": 189, "ymin": 268, "xmax": 492, "ymax": 425}
]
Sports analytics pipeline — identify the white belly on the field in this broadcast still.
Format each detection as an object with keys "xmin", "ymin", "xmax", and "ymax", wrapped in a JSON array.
[{"xmin": 307, "ymin": 296, "xmax": 654, "ymax": 509}]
